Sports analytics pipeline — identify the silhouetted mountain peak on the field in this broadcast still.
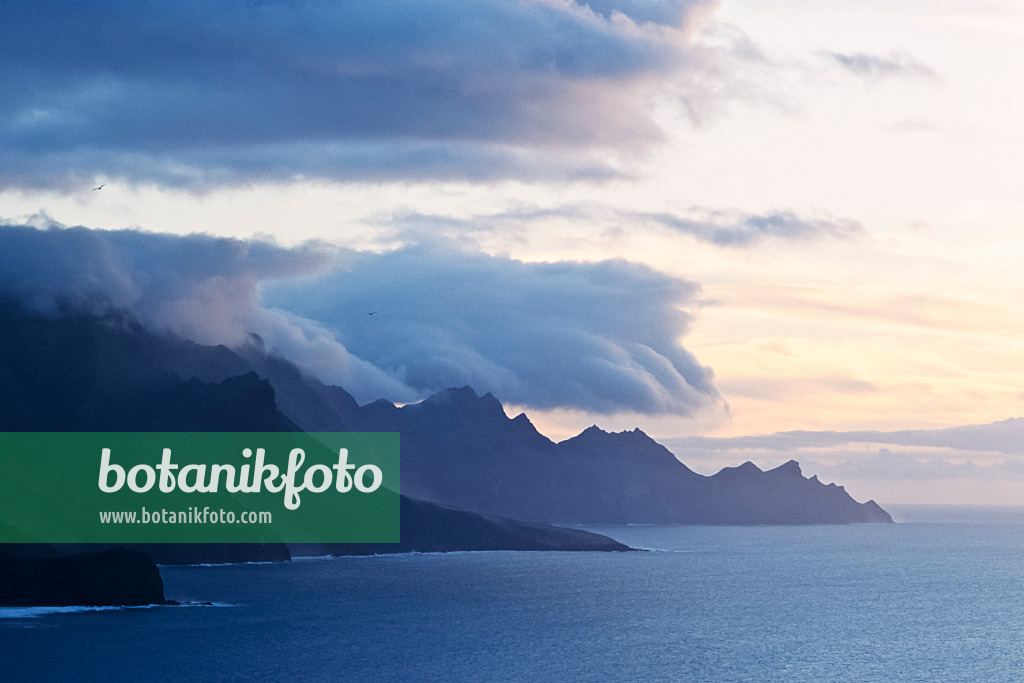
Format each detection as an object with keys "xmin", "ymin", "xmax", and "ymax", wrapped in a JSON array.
[
  {"xmin": 713, "ymin": 461, "xmax": 763, "ymax": 479},
  {"xmin": 246, "ymin": 332, "xmax": 265, "ymax": 350},
  {"xmin": 557, "ymin": 425, "xmax": 694, "ymax": 476},
  {"xmin": 407, "ymin": 386, "xmax": 509, "ymax": 425},
  {"xmin": 767, "ymin": 460, "xmax": 802, "ymax": 477},
  {"xmin": 422, "ymin": 385, "xmax": 500, "ymax": 409},
  {"xmin": 510, "ymin": 412, "xmax": 546, "ymax": 439},
  {"xmin": 426, "ymin": 385, "xmax": 475, "ymax": 401},
  {"xmin": 365, "ymin": 398, "xmax": 400, "ymax": 413},
  {"xmin": 620, "ymin": 427, "xmax": 659, "ymax": 446},
  {"xmin": 570, "ymin": 426, "xmax": 661, "ymax": 449}
]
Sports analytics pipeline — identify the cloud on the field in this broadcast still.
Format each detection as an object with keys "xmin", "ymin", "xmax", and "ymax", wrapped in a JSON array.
[
  {"xmin": 374, "ymin": 203, "xmax": 864, "ymax": 247},
  {"xmin": 584, "ymin": 0, "xmax": 715, "ymax": 27},
  {"xmin": 669, "ymin": 418, "xmax": 1024, "ymax": 456},
  {"xmin": 0, "ymin": 218, "xmax": 330, "ymax": 342},
  {"xmin": 881, "ymin": 117, "xmax": 936, "ymax": 134},
  {"xmin": 0, "ymin": 0, "xmax": 715, "ymax": 189},
  {"xmin": 820, "ymin": 51, "xmax": 938, "ymax": 80},
  {"xmin": 627, "ymin": 207, "xmax": 864, "ymax": 245},
  {"xmin": 716, "ymin": 377, "xmax": 877, "ymax": 402},
  {"xmin": 663, "ymin": 419, "xmax": 1024, "ymax": 492},
  {"xmin": 803, "ymin": 449, "xmax": 1024, "ymax": 483},
  {"xmin": 0, "ymin": 218, "xmax": 417, "ymax": 401},
  {"xmin": 662, "ymin": 421, "xmax": 1024, "ymax": 496},
  {"xmin": 265, "ymin": 244, "xmax": 721, "ymax": 413},
  {"xmin": 0, "ymin": 220, "xmax": 721, "ymax": 414}
]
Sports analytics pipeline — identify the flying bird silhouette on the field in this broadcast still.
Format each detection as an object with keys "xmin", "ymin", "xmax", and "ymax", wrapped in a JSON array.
[{"xmin": 92, "ymin": 184, "xmax": 105, "ymax": 191}]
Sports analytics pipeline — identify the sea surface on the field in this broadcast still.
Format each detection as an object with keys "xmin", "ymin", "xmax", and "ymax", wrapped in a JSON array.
[{"xmin": 4, "ymin": 506, "xmax": 1024, "ymax": 682}]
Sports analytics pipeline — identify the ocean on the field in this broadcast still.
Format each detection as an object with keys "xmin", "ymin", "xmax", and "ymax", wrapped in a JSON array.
[{"xmin": 4, "ymin": 506, "xmax": 1024, "ymax": 682}]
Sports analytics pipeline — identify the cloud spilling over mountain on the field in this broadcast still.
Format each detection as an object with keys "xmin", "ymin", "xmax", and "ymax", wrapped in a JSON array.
[
  {"xmin": 0, "ymin": 222, "xmax": 720, "ymax": 415},
  {"xmin": 265, "ymin": 244, "xmax": 718, "ymax": 413},
  {"xmin": 1, "ymin": 0, "xmax": 718, "ymax": 188}
]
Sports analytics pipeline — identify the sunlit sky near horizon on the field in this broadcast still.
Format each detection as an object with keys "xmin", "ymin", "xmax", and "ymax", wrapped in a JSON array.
[{"xmin": 3, "ymin": 0, "xmax": 1024, "ymax": 504}]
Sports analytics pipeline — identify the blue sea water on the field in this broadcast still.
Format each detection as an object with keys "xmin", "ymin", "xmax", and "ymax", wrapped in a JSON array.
[{"xmin": 4, "ymin": 506, "xmax": 1024, "ymax": 682}]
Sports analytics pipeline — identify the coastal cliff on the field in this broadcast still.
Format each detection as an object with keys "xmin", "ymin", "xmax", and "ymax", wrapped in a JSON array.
[{"xmin": 0, "ymin": 547, "xmax": 168, "ymax": 607}]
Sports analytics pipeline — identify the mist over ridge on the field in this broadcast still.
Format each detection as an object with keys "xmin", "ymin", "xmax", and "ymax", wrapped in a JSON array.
[{"xmin": 0, "ymin": 219, "xmax": 722, "ymax": 417}]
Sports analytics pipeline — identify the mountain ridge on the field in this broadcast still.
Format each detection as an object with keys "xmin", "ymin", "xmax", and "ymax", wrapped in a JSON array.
[
  {"xmin": 0, "ymin": 304, "xmax": 892, "ymax": 526},
  {"xmin": 276, "ymin": 379, "xmax": 890, "ymax": 524}
]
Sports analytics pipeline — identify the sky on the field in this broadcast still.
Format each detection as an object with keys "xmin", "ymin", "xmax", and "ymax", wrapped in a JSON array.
[{"xmin": 3, "ymin": 0, "xmax": 1024, "ymax": 505}]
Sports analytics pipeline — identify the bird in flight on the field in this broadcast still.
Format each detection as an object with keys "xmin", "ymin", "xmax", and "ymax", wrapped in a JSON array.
[
  {"xmin": 367, "ymin": 312, "xmax": 378, "ymax": 316},
  {"xmin": 92, "ymin": 184, "xmax": 105, "ymax": 191}
]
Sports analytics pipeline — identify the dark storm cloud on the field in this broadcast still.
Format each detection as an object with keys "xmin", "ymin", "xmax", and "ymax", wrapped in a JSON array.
[
  {"xmin": 0, "ymin": 0, "xmax": 709, "ymax": 188},
  {"xmin": 0, "ymin": 221, "xmax": 720, "ymax": 414}
]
